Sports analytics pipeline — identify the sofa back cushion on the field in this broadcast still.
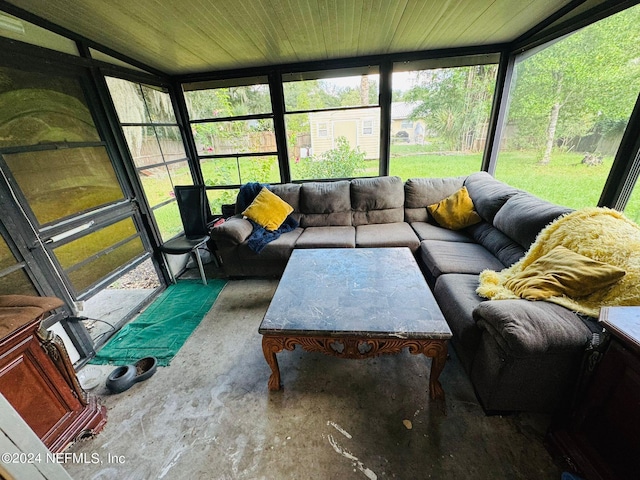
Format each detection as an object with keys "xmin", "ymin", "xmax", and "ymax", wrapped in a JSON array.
[
  {"xmin": 465, "ymin": 222, "xmax": 526, "ymax": 267},
  {"xmin": 493, "ymin": 193, "xmax": 572, "ymax": 249},
  {"xmin": 404, "ymin": 176, "xmax": 466, "ymax": 222},
  {"xmin": 299, "ymin": 180, "xmax": 352, "ymax": 227},
  {"xmin": 351, "ymin": 176, "xmax": 404, "ymax": 226},
  {"xmin": 271, "ymin": 183, "xmax": 302, "ymax": 223},
  {"xmin": 464, "ymin": 172, "xmax": 521, "ymax": 223}
]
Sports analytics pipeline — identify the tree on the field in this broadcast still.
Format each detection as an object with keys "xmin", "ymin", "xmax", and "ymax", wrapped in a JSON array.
[
  {"xmin": 282, "ymin": 79, "xmax": 334, "ymax": 152},
  {"xmin": 186, "ymin": 85, "xmax": 272, "ymax": 153},
  {"xmin": 404, "ymin": 65, "xmax": 497, "ymax": 152},
  {"xmin": 508, "ymin": 6, "xmax": 640, "ymax": 163}
]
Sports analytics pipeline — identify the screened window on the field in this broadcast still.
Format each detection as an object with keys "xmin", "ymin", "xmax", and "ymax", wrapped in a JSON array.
[
  {"xmin": 390, "ymin": 61, "xmax": 498, "ymax": 180},
  {"xmin": 52, "ymin": 217, "xmax": 144, "ymax": 295},
  {"xmin": 183, "ymin": 77, "xmax": 277, "ymax": 215},
  {"xmin": 0, "ymin": 66, "xmax": 147, "ymax": 299},
  {"xmin": 0, "ymin": 12, "xmax": 78, "ymax": 56},
  {"xmin": 0, "ymin": 229, "xmax": 37, "ymax": 296},
  {"xmin": 4, "ymin": 147, "xmax": 123, "ymax": 226},
  {"xmin": 283, "ymin": 68, "xmax": 380, "ymax": 181},
  {"xmin": 107, "ymin": 77, "xmax": 190, "ymax": 240},
  {"xmin": 494, "ymin": 5, "xmax": 640, "ymax": 208}
]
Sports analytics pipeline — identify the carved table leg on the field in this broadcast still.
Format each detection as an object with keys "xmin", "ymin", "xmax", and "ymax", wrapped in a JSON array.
[
  {"xmin": 262, "ymin": 336, "xmax": 285, "ymax": 391},
  {"xmin": 409, "ymin": 339, "xmax": 449, "ymax": 414},
  {"xmin": 425, "ymin": 340, "xmax": 448, "ymax": 415}
]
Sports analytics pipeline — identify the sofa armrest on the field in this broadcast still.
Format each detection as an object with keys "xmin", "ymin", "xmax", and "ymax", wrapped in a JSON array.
[
  {"xmin": 210, "ymin": 216, "xmax": 254, "ymax": 246},
  {"xmin": 472, "ymin": 300, "xmax": 591, "ymax": 357}
]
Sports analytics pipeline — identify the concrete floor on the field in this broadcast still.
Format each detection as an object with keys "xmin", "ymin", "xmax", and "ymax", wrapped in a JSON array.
[
  {"xmin": 66, "ymin": 278, "xmax": 563, "ymax": 480},
  {"xmin": 82, "ymin": 289, "xmax": 156, "ymax": 343}
]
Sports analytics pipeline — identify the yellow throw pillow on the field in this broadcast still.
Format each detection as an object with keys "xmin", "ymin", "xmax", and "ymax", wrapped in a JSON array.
[
  {"xmin": 427, "ymin": 186, "xmax": 482, "ymax": 230},
  {"xmin": 505, "ymin": 246, "xmax": 626, "ymax": 301},
  {"xmin": 242, "ymin": 187, "xmax": 293, "ymax": 231}
]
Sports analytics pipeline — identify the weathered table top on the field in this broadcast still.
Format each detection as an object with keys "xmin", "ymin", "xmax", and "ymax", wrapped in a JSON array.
[{"xmin": 259, "ymin": 248, "xmax": 452, "ymax": 339}]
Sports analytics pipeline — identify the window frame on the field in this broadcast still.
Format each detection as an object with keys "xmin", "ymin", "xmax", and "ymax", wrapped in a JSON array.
[
  {"xmin": 182, "ymin": 77, "xmax": 279, "ymax": 196},
  {"xmin": 362, "ymin": 118, "xmax": 374, "ymax": 136}
]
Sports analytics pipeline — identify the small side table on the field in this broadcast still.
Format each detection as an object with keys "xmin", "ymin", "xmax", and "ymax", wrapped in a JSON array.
[{"xmin": 546, "ymin": 306, "xmax": 640, "ymax": 480}]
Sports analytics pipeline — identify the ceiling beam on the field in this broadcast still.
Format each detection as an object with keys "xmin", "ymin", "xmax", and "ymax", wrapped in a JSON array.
[
  {"xmin": 511, "ymin": 0, "xmax": 640, "ymax": 54},
  {"xmin": 175, "ymin": 43, "xmax": 506, "ymax": 84},
  {"xmin": 512, "ymin": 0, "xmax": 588, "ymax": 48}
]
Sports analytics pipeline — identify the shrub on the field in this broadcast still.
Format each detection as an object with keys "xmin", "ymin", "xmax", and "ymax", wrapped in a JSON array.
[{"xmin": 293, "ymin": 136, "xmax": 366, "ymax": 179}]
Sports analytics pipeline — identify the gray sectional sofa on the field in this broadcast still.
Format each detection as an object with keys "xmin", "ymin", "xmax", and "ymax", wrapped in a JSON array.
[
  {"xmin": 211, "ymin": 176, "xmax": 419, "ymax": 277},
  {"xmin": 210, "ymin": 172, "xmax": 594, "ymax": 413}
]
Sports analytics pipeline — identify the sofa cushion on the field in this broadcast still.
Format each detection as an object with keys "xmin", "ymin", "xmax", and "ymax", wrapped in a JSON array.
[
  {"xmin": 237, "ymin": 228, "xmax": 303, "ymax": 262},
  {"xmin": 465, "ymin": 222, "xmax": 525, "ymax": 267},
  {"xmin": 351, "ymin": 176, "xmax": 404, "ymax": 226},
  {"xmin": 355, "ymin": 223, "xmax": 420, "ymax": 251},
  {"xmin": 493, "ymin": 193, "xmax": 572, "ymax": 249},
  {"xmin": 433, "ymin": 273, "xmax": 485, "ymax": 373},
  {"xmin": 420, "ymin": 239, "xmax": 506, "ymax": 278},
  {"xmin": 210, "ymin": 216, "xmax": 254, "ymax": 246},
  {"xmin": 427, "ymin": 186, "xmax": 482, "ymax": 230},
  {"xmin": 404, "ymin": 176, "xmax": 466, "ymax": 222},
  {"xmin": 295, "ymin": 226, "xmax": 356, "ymax": 248},
  {"xmin": 242, "ymin": 187, "xmax": 293, "ymax": 230},
  {"xmin": 299, "ymin": 180, "xmax": 351, "ymax": 227},
  {"xmin": 410, "ymin": 221, "xmax": 474, "ymax": 242},
  {"xmin": 472, "ymin": 300, "xmax": 591, "ymax": 357},
  {"xmin": 464, "ymin": 172, "xmax": 521, "ymax": 223}
]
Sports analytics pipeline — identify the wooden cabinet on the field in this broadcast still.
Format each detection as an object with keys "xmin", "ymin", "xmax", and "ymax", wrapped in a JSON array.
[
  {"xmin": 0, "ymin": 301, "xmax": 106, "ymax": 453},
  {"xmin": 546, "ymin": 307, "xmax": 640, "ymax": 480}
]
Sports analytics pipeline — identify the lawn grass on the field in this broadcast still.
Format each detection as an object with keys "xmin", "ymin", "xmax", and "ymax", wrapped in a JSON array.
[
  {"xmin": 389, "ymin": 152, "xmax": 481, "ymax": 179},
  {"xmin": 146, "ymin": 149, "xmax": 640, "ymax": 235},
  {"xmin": 495, "ymin": 151, "xmax": 611, "ymax": 209}
]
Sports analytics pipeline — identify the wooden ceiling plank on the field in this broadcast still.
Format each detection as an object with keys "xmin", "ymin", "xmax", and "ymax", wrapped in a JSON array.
[
  {"xmin": 389, "ymin": 0, "xmax": 449, "ymax": 52},
  {"xmin": 247, "ymin": 0, "xmax": 298, "ymax": 64},
  {"xmin": 350, "ymin": 0, "xmax": 365, "ymax": 57},
  {"xmin": 337, "ymin": 0, "xmax": 351, "ymax": 58},
  {"xmin": 377, "ymin": 0, "xmax": 410, "ymax": 53},
  {"xmin": 90, "ymin": 1, "xmax": 208, "ymax": 70},
  {"xmin": 315, "ymin": 0, "xmax": 331, "ymax": 60},
  {"xmin": 361, "ymin": 0, "xmax": 407, "ymax": 55},
  {"xmin": 324, "ymin": 0, "xmax": 342, "ymax": 59},
  {"xmin": 269, "ymin": 0, "xmax": 310, "ymax": 63},
  {"xmin": 130, "ymin": 0, "xmax": 245, "ymax": 71},
  {"xmin": 292, "ymin": 0, "xmax": 328, "ymax": 61},
  {"xmin": 212, "ymin": 0, "xmax": 273, "ymax": 61},
  {"xmin": 176, "ymin": 0, "xmax": 250, "ymax": 69},
  {"xmin": 355, "ymin": 0, "xmax": 375, "ymax": 55},
  {"xmin": 337, "ymin": 0, "xmax": 362, "ymax": 58},
  {"xmin": 416, "ymin": 0, "xmax": 495, "ymax": 48},
  {"xmin": 198, "ymin": 0, "xmax": 293, "ymax": 68},
  {"xmin": 347, "ymin": 0, "xmax": 369, "ymax": 59},
  {"xmin": 3, "ymin": 0, "xmax": 617, "ymax": 75}
]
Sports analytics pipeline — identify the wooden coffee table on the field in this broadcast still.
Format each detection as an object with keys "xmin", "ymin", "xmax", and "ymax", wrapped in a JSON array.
[{"xmin": 259, "ymin": 247, "xmax": 452, "ymax": 409}]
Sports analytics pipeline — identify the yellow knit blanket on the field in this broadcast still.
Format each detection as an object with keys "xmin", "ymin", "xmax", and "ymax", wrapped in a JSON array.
[{"xmin": 476, "ymin": 207, "xmax": 640, "ymax": 318}]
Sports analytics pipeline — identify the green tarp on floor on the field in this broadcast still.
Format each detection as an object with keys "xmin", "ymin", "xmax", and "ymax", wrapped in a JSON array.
[{"xmin": 91, "ymin": 279, "xmax": 226, "ymax": 366}]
